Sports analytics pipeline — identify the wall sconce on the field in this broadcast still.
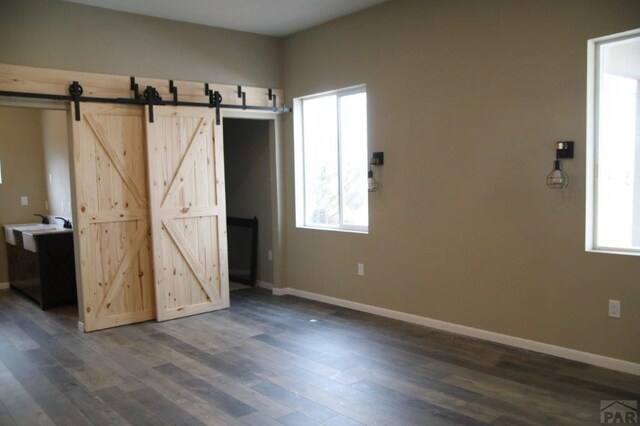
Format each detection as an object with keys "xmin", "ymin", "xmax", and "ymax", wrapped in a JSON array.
[
  {"xmin": 546, "ymin": 141, "xmax": 574, "ymax": 189},
  {"xmin": 368, "ymin": 152, "xmax": 384, "ymax": 192}
]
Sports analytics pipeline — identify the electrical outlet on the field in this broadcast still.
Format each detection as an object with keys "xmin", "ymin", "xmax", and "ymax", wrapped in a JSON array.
[
  {"xmin": 608, "ymin": 300, "xmax": 621, "ymax": 318},
  {"xmin": 357, "ymin": 263, "xmax": 364, "ymax": 276},
  {"xmin": 20, "ymin": 196, "xmax": 28, "ymax": 206},
  {"xmin": 268, "ymin": 250, "xmax": 273, "ymax": 261}
]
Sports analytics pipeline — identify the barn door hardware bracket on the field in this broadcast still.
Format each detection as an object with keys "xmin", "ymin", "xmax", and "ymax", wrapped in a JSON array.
[
  {"xmin": 205, "ymin": 85, "xmax": 222, "ymax": 124},
  {"xmin": 130, "ymin": 77, "xmax": 140, "ymax": 101},
  {"xmin": 143, "ymin": 86, "xmax": 164, "ymax": 123},
  {"xmin": 169, "ymin": 80, "xmax": 178, "ymax": 103},
  {"xmin": 268, "ymin": 88, "xmax": 277, "ymax": 110},
  {"xmin": 237, "ymin": 85, "xmax": 247, "ymax": 109},
  {"xmin": 69, "ymin": 81, "xmax": 83, "ymax": 121},
  {"xmin": 214, "ymin": 91, "xmax": 222, "ymax": 124}
]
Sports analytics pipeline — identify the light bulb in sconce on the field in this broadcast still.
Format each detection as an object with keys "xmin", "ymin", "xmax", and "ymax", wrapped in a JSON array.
[
  {"xmin": 546, "ymin": 160, "xmax": 568, "ymax": 189},
  {"xmin": 368, "ymin": 168, "xmax": 378, "ymax": 192}
]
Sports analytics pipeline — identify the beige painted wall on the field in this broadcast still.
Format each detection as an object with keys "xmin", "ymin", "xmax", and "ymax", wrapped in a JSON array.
[
  {"xmin": 282, "ymin": 0, "xmax": 640, "ymax": 363},
  {"xmin": 0, "ymin": 107, "xmax": 48, "ymax": 283},
  {"xmin": 0, "ymin": 0, "xmax": 282, "ymax": 88},
  {"xmin": 41, "ymin": 110, "xmax": 72, "ymax": 221},
  {"xmin": 224, "ymin": 119, "xmax": 273, "ymax": 284}
]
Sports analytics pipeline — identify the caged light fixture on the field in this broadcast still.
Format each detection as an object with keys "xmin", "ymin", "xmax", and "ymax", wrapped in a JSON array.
[
  {"xmin": 368, "ymin": 152, "xmax": 384, "ymax": 192},
  {"xmin": 546, "ymin": 141, "xmax": 574, "ymax": 189}
]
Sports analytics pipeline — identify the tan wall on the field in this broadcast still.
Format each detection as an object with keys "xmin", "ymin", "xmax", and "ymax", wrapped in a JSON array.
[
  {"xmin": 282, "ymin": 0, "xmax": 640, "ymax": 363},
  {"xmin": 0, "ymin": 107, "xmax": 48, "ymax": 283},
  {"xmin": 0, "ymin": 0, "xmax": 282, "ymax": 88},
  {"xmin": 41, "ymin": 110, "xmax": 71, "ymax": 220},
  {"xmin": 224, "ymin": 119, "xmax": 273, "ymax": 284}
]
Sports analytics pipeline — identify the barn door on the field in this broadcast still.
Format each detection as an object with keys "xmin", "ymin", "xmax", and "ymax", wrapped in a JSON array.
[
  {"xmin": 71, "ymin": 104, "xmax": 155, "ymax": 331},
  {"xmin": 145, "ymin": 106, "xmax": 229, "ymax": 321}
]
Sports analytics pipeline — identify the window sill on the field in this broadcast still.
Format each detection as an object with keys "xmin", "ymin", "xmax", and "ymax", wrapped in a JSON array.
[
  {"xmin": 586, "ymin": 248, "xmax": 640, "ymax": 257},
  {"xmin": 296, "ymin": 225, "xmax": 368, "ymax": 235}
]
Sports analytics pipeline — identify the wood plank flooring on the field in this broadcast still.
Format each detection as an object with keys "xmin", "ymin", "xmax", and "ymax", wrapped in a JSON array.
[{"xmin": 0, "ymin": 287, "xmax": 638, "ymax": 425}]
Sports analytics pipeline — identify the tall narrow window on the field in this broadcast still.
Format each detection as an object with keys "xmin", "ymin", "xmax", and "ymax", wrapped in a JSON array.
[
  {"xmin": 294, "ymin": 86, "xmax": 368, "ymax": 233},
  {"xmin": 587, "ymin": 29, "xmax": 640, "ymax": 254}
]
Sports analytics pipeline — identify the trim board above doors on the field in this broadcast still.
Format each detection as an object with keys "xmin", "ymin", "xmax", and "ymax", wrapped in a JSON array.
[{"xmin": 0, "ymin": 63, "xmax": 285, "ymax": 114}]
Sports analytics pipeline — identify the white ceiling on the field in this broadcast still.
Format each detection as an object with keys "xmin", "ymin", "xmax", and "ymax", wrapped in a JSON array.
[{"xmin": 59, "ymin": 0, "xmax": 388, "ymax": 37}]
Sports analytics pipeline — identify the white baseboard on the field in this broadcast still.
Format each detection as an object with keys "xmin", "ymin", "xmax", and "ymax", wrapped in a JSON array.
[
  {"xmin": 0, "ymin": 282, "xmax": 9, "ymax": 290},
  {"xmin": 272, "ymin": 287, "xmax": 287, "ymax": 296},
  {"xmin": 256, "ymin": 280, "xmax": 274, "ymax": 291},
  {"xmin": 272, "ymin": 287, "xmax": 640, "ymax": 376}
]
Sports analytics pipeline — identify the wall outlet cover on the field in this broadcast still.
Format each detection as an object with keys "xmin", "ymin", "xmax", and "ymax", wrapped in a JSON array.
[
  {"xmin": 21, "ymin": 196, "xmax": 28, "ymax": 206},
  {"xmin": 357, "ymin": 263, "xmax": 364, "ymax": 276}
]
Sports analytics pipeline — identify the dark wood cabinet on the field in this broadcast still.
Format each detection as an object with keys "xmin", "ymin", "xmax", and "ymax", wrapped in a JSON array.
[{"xmin": 7, "ymin": 230, "xmax": 77, "ymax": 310}]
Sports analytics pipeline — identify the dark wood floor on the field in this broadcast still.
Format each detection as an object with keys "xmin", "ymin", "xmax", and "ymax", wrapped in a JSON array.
[{"xmin": 0, "ymin": 288, "xmax": 638, "ymax": 425}]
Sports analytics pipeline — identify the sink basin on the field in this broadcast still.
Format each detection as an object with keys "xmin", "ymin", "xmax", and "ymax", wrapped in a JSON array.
[
  {"xmin": 22, "ymin": 228, "xmax": 73, "ymax": 253},
  {"xmin": 3, "ymin": 223, "xmax": 40, "ymax": 245},
  {"xmin": 22, "ymin": 232, "xmax": 37, "ymax": 253}
]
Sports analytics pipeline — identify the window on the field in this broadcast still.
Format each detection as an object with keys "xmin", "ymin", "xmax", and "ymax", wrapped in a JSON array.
[
  {"xmin": 294, "ymin": 86, "xmax": 368, "ymax": 233},
  {"xmin": 587, "ymin": 29, "xmax": 640, "ymax": 254}
]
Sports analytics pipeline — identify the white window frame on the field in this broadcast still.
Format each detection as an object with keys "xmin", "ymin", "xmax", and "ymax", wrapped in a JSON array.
[
  {"xmin": 293, "ymin": 85, "xmax": 368, "ymax": 234},
  {"xmin": 586, "ymin": 28, "xmax": 640, "ymax": 256}
]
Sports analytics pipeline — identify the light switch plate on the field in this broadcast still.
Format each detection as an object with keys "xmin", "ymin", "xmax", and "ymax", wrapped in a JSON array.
[
  {"xmin": 609, "ymin": 300, "xmax": 621, "ymax": 318},
  {"xmin": 21, "ymin": 196, "xmax": 28, "ymax": 206}
]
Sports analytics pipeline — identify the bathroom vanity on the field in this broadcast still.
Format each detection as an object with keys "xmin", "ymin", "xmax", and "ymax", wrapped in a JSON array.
[{"xmin": 4, "ymin": 224, "xmax": 76, "ymax": 310}]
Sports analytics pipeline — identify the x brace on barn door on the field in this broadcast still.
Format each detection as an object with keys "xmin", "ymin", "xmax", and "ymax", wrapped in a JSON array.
[{"xmin": 0, "ymin": 77, "xmax": 289, "ymax": 124}]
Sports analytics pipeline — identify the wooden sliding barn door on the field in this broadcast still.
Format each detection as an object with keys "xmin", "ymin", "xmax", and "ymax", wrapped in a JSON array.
[
  {"xmin": 72, "ymin": 104, "xmax": 155, "ymax": 331},
  {"xmin": 145, "ymin": 106, "xmax": 229, "ymax": 321}
]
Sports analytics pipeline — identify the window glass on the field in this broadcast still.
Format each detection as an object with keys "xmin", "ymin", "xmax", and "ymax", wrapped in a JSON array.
[
  {"xmin": 339, "ymin": 92, "xmax": 368, "ymax": 227},
  {"xmin": 303, "ymin": 95, "xmax": 339, "ymax": 227}
]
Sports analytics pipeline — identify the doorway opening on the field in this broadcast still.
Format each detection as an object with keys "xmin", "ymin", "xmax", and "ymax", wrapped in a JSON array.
[
  {"xmin": 223, "ymin": 118, "xmax": 274, "ymax": 292},
  {"xmin": 0, "ymin": 105, "xmax": 77, "ymax": 313}
]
